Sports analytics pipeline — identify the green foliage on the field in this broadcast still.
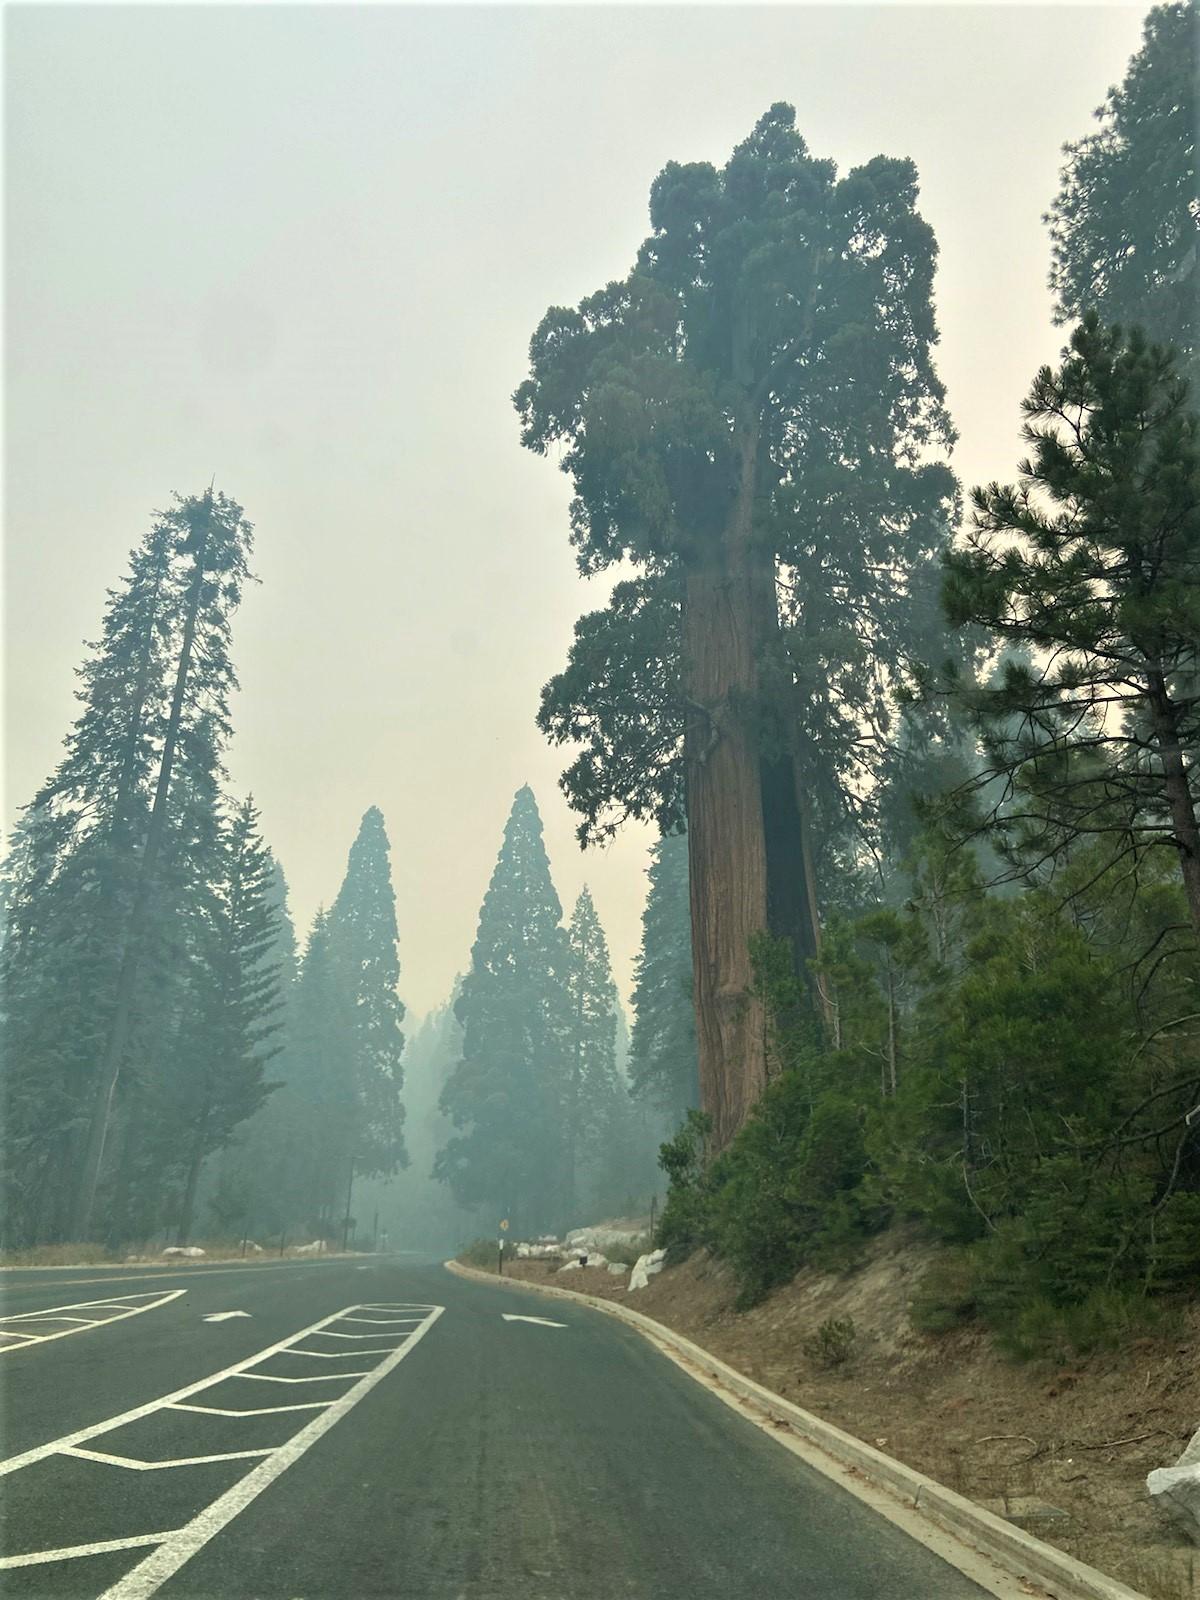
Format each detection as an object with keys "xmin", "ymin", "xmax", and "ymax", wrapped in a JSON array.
[
  {"xmin": 909, "ymin": 1250, "xmax": 979, "ymax": 1334},
  {"xmin": 460, "ymin": 1237, "xmax": 502, "ymax": 1270},
  {"xmin": 629, "ymin": 833, "xmax": 699, "ymax": 1124},
  {"xmin": 1047, "ymin": 1, "xmax": 1198, "ymax": 366},
  {"xmin": 436, "ymin": 787, "xmax": 572, "ymax": 1234},
  {"xmin": 943, "ymin": 315, "xmax": 1200, "ymax": 934},
  {"xmin": 802, "ymin": 1316, "xmax": 858, "ymax": 1369},
  {"xmin": 658, "ymin": 834, "xmax": 1200, "ymax": 1348}
]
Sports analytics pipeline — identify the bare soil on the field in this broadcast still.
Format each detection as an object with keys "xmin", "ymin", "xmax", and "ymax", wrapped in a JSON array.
[{"xmin": 496, "ymin": 1235, "xmax": 1199, "ymax": 1600}]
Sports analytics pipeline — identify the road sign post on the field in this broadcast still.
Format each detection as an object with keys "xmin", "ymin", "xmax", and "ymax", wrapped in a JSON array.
[{"xmin": 497, "ymin": 1238, "xmax": 504, "ymax": 1276}]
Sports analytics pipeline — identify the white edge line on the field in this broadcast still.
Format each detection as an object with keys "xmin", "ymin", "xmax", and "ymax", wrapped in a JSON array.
[
  {"xmin": 0, "ymin": 1304, "xmax": 393, "ymax": 1475},
  {"xmin": 0, "ymin": 1290, "xmax": 187, "ymax": 1350},
  {"xmin": 0, "ymin": 1533, "xmax": 177, "ymax": 1570},
  {"xmin": 97, "ymin": 1305, "xmax": 444, "ymax": 1599}
]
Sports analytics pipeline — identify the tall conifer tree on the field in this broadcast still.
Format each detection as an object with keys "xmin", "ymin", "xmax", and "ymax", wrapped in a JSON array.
[
  {"xmin": 629, "ymin": 833, "xmax": 700, "ymax": 1125},
  {"xmin": 436, "ymin": 787, "xmax": 569, "ymax": 1232}
]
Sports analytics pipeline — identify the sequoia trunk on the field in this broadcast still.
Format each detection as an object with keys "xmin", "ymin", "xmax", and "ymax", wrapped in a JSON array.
[{"xmin": 683, "ymin": 427, "xmax": 770, "ymax": 1151}]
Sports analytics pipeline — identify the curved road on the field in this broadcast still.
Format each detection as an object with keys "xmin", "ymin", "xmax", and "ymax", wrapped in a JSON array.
[{"xmin": 0, "ymin": 1256, "xmax": 998, "ymax": 1598}]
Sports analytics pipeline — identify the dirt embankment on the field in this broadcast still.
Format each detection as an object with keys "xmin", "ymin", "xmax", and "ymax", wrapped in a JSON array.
[{"xmin": 495, "ymin": 1235, "xmax": 1198, "ymax": 1600}]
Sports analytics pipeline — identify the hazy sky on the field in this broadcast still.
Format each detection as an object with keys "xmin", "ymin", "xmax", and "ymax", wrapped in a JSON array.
[{"xmin": 6, "ymin": 1, "xmax": 1145, "ymax": 1019}]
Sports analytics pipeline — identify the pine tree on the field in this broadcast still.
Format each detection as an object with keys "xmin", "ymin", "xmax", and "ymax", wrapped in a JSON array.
[
  {"xmin": 168, "ymin": 797, "xmax": 285, "ymax": 1243},
  {"xmin": 436, "ymin": 787, "xmax": 570, "ymax": 1232},
  {"xmin": 944, "ymin": 316, "xmax": 1200, "ymax": 939},
  {"xmin": 561, "ymin": 887, "xmax": 622, "ymax": 1221},
  {"xmin": 1047, "ymin": 1, "xmax": 1198, "ymax": 366},
  {"xmin": 629, "ymin": 833, "xmax": 700, "ymax": 1125}
]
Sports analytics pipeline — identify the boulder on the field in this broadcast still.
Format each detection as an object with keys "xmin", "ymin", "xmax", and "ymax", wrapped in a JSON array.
[
  {"xmin": 293, "ymin": 1240, "xmax": 327, "ymax": 1255},
  {"xmin": 557, "ymin": 1259, "xmax": 582, "ymax": 1273},
  {"xmin": 160, "ymin": 1246, "xmax": 205, "ymax": 1258},
  {"xmin": 606, "ymin": 1262, "xmax": 629, "ymax": 1276},
  {"xmin": 628, "ymin": 1248, "xmax": 666, "ymax": 1291},
  {"xmin": 1148, "ymin": 1426, "xmax": 1200, "ymax": 1544}
]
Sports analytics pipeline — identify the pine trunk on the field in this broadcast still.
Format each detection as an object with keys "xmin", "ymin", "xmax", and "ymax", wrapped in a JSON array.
[
  {"xmin": 1147, "ymin": 669, "xmax": 1200, "ymax": 941},
  {"xmin": 683, "ymin": 426, "xmax": 770, "ymax": 1151}
]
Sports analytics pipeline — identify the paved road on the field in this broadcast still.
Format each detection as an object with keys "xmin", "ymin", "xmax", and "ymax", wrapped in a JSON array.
[{"xmin": 0, "ymin": 1256, "xmax": 994, "ymax": 1598}]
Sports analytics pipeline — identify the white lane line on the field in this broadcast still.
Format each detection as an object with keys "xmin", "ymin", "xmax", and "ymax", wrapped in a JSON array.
[
  {"xmin": 64, "ymin": 1447, "xmax": 275, "ymax": 1471},
  {"xmin": 0, "ymin": 1304, "xmax": 391, "ymax": 1476},
  {"xmin": 501, "ymin": 1313, "xmax": 568, "ymax": 1328},
  {"xmin": 0, "ymin": 1290, "xmax": 186, "ymax": 1352},
  {"xmin": 230, "ymin": 1371, "xmax": 371, "ymax": 1384},
  {"xmin": 202, "ymin": 1311, "xmax": 251, "ymax": 1323},
  {"xmin": 282, "ymin": 1346, "xmax": 399, "ymax": 1359},
  {"xmin": 97, "ymin": 1305, "xmax": 444, "ymax": 1600},
  {"xmin": 339, "ymin": 1315, "xmax": 424, "ymax": 1325},
  {"xmin": 0, "ymin": 1534, "xmax": 179, "ymax": 1570},
  {"xmin": 308, "ymin": 1330, "xmax": 406, "ymax": 1341},
  {"xmin": 168, "ymin": 1401, "xmax": 330, "ymax": 1417}
]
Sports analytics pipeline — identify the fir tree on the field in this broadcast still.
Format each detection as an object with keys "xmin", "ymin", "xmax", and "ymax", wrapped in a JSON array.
[
  {"xmin": 1, "ymin": 489, "xmax": 252, "ymax": 1244},
  {"xmin": 326, "ymin": 807, "xmax": 407, "ymax": 1180},
  {"xmin": 629, "ymin": 833, "xmax": 700, "ymax": 1125},
  {"xmin": 436, "ymin": 787, "xmax": 570, "ymax": 1232},
  {"xmin": 561, "ymin": 887, "xmax": 622, "ymax": 1221},
  {"xmin": 170, "ymin": 796, "xmax": 285, "ymax": 1243}
]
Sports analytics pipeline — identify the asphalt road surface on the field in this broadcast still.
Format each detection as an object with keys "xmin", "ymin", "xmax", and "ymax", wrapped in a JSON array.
[{"xmin": 0, "ymin": 1255, "xmax": 996, "ymax": 1599}]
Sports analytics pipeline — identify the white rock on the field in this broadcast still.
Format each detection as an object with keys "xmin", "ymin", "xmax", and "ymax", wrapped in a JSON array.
[
  {"xmin": 628, "ymin": 1248, "xmax": 666, "ymax": 1291},
  {"xmin": 1148, "ymin": 1427, "xmax": 1200, "ymax": 1544},
  {"xmin": 607, "ymin": 1262, "xmax": 629, "ymax": 1276},
  {"xmin": 161, "ymin": 1246, "xmax": 206, "ymax": 1258},
  {"xmin": 293, "ymin": 1240, "xmax": 327, "ymax": 1255},
  {"xmin": 557, "ymin": 1259, "xmax": 582, "ymax": 1273}
]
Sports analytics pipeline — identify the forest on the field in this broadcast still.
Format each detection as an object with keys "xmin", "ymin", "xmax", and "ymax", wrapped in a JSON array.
[{"xmin": 2, "ymin": 0, "xmax": 1198, "ymax": 1365}]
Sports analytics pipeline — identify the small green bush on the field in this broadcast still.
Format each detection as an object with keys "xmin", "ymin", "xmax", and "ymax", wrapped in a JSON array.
[
  {"xmin": 802, "ymin": 1316, "xmax": 857, "ymax": 1368},
  {"xmin": 460, "ymin": 1237, "xmax": 502, "ymax": 1270},
  {"xmin": 910, "ymin": 1248, "xmax": 979, "ymax": 1333}
]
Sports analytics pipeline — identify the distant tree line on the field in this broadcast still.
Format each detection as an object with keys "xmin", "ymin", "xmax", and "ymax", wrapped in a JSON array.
[{"xmin": 521, "ymin": 0, "xmax": 1200, "ymax": 1354}]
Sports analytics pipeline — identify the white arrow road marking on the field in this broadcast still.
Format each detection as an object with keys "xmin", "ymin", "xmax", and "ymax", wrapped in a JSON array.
[
  {"xmin": 201, "ymin": 1311, "xmax": 251, "ymax": 1322},
  {"xmin": 501, "ymin": 1314, "xmax": 567, "ymax": 1328}
]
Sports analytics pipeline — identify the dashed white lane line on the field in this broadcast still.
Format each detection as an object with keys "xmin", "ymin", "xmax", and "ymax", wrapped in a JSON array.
[
  {"xmin": 0, "ymin": 1290, "xmax": 186, "ymax": 1351},
  {"xmin": 0, "ymin": 1301, "xmax": 444, "ymax": 1597}
]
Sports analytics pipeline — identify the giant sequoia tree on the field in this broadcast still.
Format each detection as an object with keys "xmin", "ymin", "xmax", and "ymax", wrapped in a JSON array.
[
  {"xmin": 436, "ymin": 787, "xmax": 570, "ymax": 1231},
  {"xmin": 1047, "ymin": 0, "xmax": 1198, "ymax": 367},
  {"xmin": 519, "ymin": 105, "xmax": 955, "ymax": 1146}
]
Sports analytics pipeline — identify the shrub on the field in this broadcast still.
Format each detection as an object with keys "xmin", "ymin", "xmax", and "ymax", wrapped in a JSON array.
[
  {"xmin": 910, "ymin": 1248, "xmax": 979, "ymax": 1334},
  {"xmin": 460, "ymin": 1237, "xmax": 502, "ymax": 1270},
  {"xmin": 802, "ymin": 1316, "xmax": 857, "ymax": 1368}
]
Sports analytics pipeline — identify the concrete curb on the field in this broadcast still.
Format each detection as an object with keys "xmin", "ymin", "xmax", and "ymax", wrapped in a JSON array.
[{"xmin": 446, "ymin": 1259, "xmax": 1148, "ymax": 1600}]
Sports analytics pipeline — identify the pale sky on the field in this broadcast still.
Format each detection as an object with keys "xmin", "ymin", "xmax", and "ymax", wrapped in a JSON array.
[{"xmin": 5, "ymin": 2, "xmax": 1145, "ymax": 1018}]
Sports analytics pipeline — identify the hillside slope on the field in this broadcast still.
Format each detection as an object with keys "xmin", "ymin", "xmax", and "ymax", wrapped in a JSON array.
[{"xmin": 502, "ymin": 1231, "xmax": 1198, "ymax": 1600}]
